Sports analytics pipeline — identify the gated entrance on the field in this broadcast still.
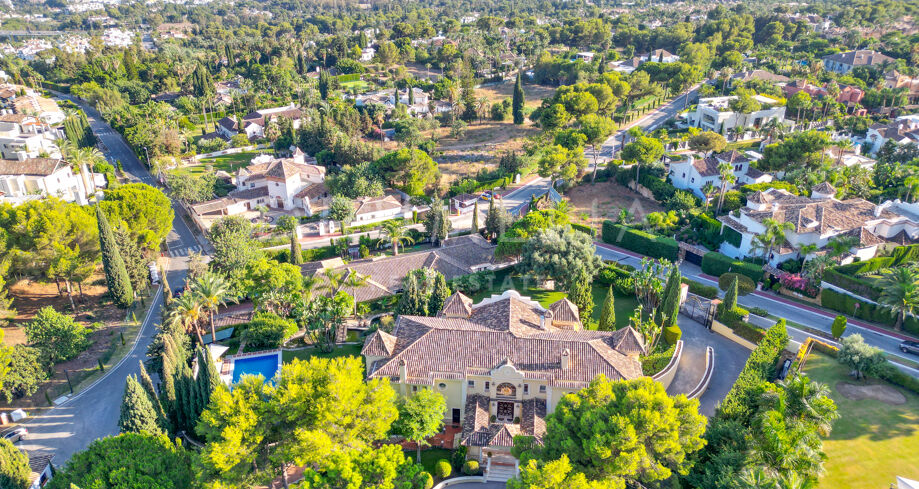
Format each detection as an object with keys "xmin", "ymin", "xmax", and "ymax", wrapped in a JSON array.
[
  {"xmin": 678, "ymin": 242, "xmax": 708, "ymax": 266},
  {"xmin": 680, "ymin": 293, "xmax": 715, "ymax": 329}
]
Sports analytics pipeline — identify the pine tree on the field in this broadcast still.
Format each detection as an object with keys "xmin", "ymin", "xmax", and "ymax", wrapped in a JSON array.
[
  {"xmin": 138, "ymin": 361, "xmax": 169, "ymax": 433},
  {"xmin": 512, "ymin": 72, "xmax": 525, "ymax": 125},
  {"xmin": 97, "ymin": 206, "xmax": 134, "ymax": 308},
  {"xmin": 599, "ymin": 285, "xmax": 616, "ymax": 330},
  {"xmin": 119, "ymin": 375, "xmax": 163, "ymax": 435},
  {"xmin": 471, "ymin": 200, "xmax": 480, "ymax": 234},
  {"xmin": 289, "ymin": 230, "xmax": 303, "ymax": 265},
  {"xmin": 428, "ymin": 273, "xmax": 450, "ymax": 317},
  {"xmin": 568, "ymin": 268, "xmax": 594, "ymax": 324}
]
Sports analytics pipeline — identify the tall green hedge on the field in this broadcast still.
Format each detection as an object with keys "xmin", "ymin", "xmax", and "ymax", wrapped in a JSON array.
[
  {"xmin": 717, "ymin": 319, "xmax": 789, "ymax": 424},
  {"xmin": 822, "ymin": 268, "xmax": 881, "ymax": 301},
  {"xmin": 820, "ymin": 288, "xmax": 919, "ymax": 335},
  {"xmin": 722, "ymin": 226, "xmax": 743, "ymax": 248},
  {"xmin": 701, "ymin": 252, "xmax": 764, "ymax": 283},
  {"xmin": 601, "ymin": 221, "xmax": 679, "ymax": 261}
]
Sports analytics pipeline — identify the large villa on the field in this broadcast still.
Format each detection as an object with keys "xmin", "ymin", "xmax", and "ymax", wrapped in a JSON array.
[{"xmin": 361, "ymin": 289, "xmax": 646, "ymax": 463}]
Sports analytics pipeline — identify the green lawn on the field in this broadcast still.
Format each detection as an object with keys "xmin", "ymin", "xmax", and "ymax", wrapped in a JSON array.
[
  {"xmin": 412, "ymin": 448, "xmax": 453, "ymax": 475},
  {"xmin": 340, "ymin": 80, "xmax": 371, "ymax": 92},
  {"xmin": 468, "ymin": 268, "xmax": 639, "ymax": 329},
  {"xmin": 804, "ymin": 354, "xmax": 919, "ymax": 489},
  {"xmin": 282, "ymin": 344, "xmax": 364, "ymax": 364},
  {"xmin": 173, "ymin": 151, "xmax": 268, "ymax": 177}
]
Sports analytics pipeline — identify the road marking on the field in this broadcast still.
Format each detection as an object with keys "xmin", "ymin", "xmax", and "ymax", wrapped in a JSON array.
[{"xmin": 166, "ymin": 245, "xmax": 201, "ymax": 257}]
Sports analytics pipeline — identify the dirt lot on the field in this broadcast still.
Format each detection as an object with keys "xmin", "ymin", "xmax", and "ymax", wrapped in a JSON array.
[
  {"xmin": 566, "ymin": 181, "xmax": 665, "ymax": 228},
  {"xmin": 0, "ymin": 273, "xmax": 150, "ymax": 408},
  {"xmin": 477, "ymin": 82, "xmax": 557, "ymax": 111}
]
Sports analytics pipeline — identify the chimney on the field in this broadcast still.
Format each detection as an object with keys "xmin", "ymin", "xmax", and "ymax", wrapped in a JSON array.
[
  {"xmin": 560, "ymin": 349, "xmax": 570, "ymax": 370},
  {"xmin": 540, "ymin": 310, "xmax": 553, "ymax": 330},
  {"xmin": 399, "ymin": 359, "xmax": 407, "ymax": 381}
]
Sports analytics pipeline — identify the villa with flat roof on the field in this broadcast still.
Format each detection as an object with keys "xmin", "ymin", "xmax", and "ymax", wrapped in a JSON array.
[{"xmin": 361, "ymin": 289, "xmax": 645, "ymax": 462}]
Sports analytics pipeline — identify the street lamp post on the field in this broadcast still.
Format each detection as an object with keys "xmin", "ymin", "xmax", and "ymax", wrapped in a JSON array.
[
  {"xmin": 143, "ymin": 146, "xmax": 151, "ymax": 169},
  {"xmin": 64, "ymin": 369, "xmax": 73, "ymax": 395}
]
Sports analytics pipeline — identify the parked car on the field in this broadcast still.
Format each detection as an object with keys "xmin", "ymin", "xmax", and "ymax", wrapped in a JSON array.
[
  {"xmin": 3, "ymin": 427, "xmax": 27, "ymax": 443},
  {"xmin": 900, "ymin": 340, "xmax": 919, "ymax": 355}
]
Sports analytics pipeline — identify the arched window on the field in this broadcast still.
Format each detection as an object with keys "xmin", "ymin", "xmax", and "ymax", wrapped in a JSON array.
[{"xmin": 495, "ymin": 382, "xmax": 516, "ymax": 397}]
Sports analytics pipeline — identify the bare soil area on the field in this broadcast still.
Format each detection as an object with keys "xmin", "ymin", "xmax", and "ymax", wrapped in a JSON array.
[
  {"xmin": 566, "ymin": 181, "xmax": 665, "ymax": 228},
  {"xmin": 0, "ymin": 274, "xmax": 150, "ymax": 408},
  {"xmin": 477, "ymin": 82, "xmax": 556, "ymax": 111},
  {"xmin": 836, "ymin": 381, "xmax": 907, "ymax": 406}
]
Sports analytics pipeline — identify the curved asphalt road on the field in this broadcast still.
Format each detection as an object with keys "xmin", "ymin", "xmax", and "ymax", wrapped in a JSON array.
[{"xmin": 15, "ymin": 94, "xmax": 200, "ymax": 463}]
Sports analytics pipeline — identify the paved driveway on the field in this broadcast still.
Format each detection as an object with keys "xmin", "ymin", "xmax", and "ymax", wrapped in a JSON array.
[{"xmin": 667, "ymin": 315, "xmax": 751, "ymax": 417}]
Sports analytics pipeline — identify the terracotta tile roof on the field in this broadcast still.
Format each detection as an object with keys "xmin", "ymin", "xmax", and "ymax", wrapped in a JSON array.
[
  {"xmin": 440, "ymin": 291, "xmax": 473, "ymax": 317},
  {"xmin": 242, "ymin": 106, "xmax": 302, "ymax": 127},
  {"xmin": 886, "ymin": 229, "xmax": 919, "ymax": 245},
  {"xmin": 293, "ymin": 181, "xmax": 327, "ymax": 200},
  {"xmin": 361, "ymin": 330, "xmax": 397, "ymax": 356},
  {"xmin": 693, "ymin": 157, "xmax": 720, "ymax": 177},
  {"xmin": 353, "ymin": 195, "xmax": 402, "ymax": 216},
  {"xmin": 240, "ymin": 158, "xmax": 325, "ymax": 183},
  {"xmin": 824, "ymin": 49, "xmax": 895, "ymax": 68},
  {"xmin": 713, "ymin": 150, "xmax": 751, "ymax": 164},
  {"xmin": 191, "ymin": 186, "xmax": 269, "ymax": 215},
  {"xmin": 813, "ymin": 182, "xmax": 836, "ymax": 195},
  {"xmin": 366, "ymin": 291, "xmax": 644, "ymax": 387},
  {"xmin": 309, "ymin": 235, "xmax": 497, "ymax": 303},
  {"xmin": 461, "ymin": 396, "xmax": 546, "ymax": 448},
  {"xmin": 0, "ymin": 158, "xmax": 64, "ymax": 176},
  {"xmin": 213, "ymin": 311, "xmax": 253, "ymax": 328},
  {"xmin": 747, "ymin": 191, "xmax": 771, "ymax": 204},
  {"xmin": 841, "ymin": 226, "xmax": 886, "ymax": 247},
  {"xmin": 548, "ymin": 298, "xmax": 580, "ymax": 326},
  {"xmin": 739, "ymin": 188, "xmax": 894, "ymax": 235}
]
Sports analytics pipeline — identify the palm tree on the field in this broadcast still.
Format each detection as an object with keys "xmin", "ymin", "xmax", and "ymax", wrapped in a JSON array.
[
  {"xmin": 833, "ymin": 139, "xmax": 853, "ymax": 168},
  {"xmin": 878, "ymin": 266, "xmax": 919, "ymax": 331},
  {"xmin": 342, "ymin": 268, "xmax": 369, "ymax": 316},
  {"xmin": 904, "ymin": 175, "xmax": 919, "ymax": 203},
  {"xmin": 826, "ymin": 235, "xmax": 859, "ymax": 264},
  {"xmin": 301, "ymin": 274, "xmax": 320, "ymax": 302},
  {"xmin": 701, "ymin": 182, "xmax": 717, "ymax": 209},
  {"xmin": 379, "ymin": 220, "xmax": 414, "ymax": 256},
  {"xmin": 738, "ymin": 466, "xmax": 778, "ymax": 489},
  {"xmin": 168, "ymin": 292, "xmax": 206, "ymax": 345},
  {"xmin": 751, "ymin": 234, "xmax": 771, "ymax": 262},
  {"xmin": 761, "ymin": 374, "xmax": 839, "ymax": 437},
  {"xmin": 716, "ymin": 162, "xmax": 737, "ymax": 214},
  {"xmin": 192, "ymin": 272, "xmax": 237, "ymax": 342},
  {"xmin": 321, "ymin": 268, "xmax": 347, "ymax": 297},
  {"xmin": 762, "ymin": 218, "xmax": 795, "ymax": 263},
  {"xmin": 797, "ymin": 243, "xmax": 818, "ymax": 260}
]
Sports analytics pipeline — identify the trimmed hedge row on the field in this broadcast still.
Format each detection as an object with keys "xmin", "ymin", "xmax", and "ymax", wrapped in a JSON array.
[
  {"xmin": 701, "ymin": 252, "xmax": 764, "ymax": 283},
  {"xmin": 682, "ymin": 278, "xmax": 718, "ymax": 299},
  {"xmin": 822, "ymin": 268, "xmax": 881, "ymax": 301},
  {"xmin": 641, "ymin": 343, "xmax": 677, "ymax": 376},
  {"xmin": 571, "ymin": 222, "xmax": 595, "ymax": 237},
  {"xmin": 819, "ymin": 288, "xmax": 919, "ymax": 336},
  {"xmin": 834, "ymin": 256, "xmax": 895, "ymax": 276},
  {"xmin": 602, "ymin": 221, "xmax": 679, "ymax": 261},
  {"xmin": 717, "ymin": 319, "xmax": 789, "ymax": 424}
]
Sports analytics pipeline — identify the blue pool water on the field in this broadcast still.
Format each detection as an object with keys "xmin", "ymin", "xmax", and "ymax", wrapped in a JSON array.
[{"xmin": 232, "ymin": 354, "xmax": 280, "ymax": 384}]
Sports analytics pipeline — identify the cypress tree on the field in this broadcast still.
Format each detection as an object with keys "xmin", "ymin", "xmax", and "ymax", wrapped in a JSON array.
[
  {"xmin": 118, "ymin": 375, "xmax": 163, "ymax": 435},
  {"xmin": 659, "ymin": 267, "xmax": 682, "ymax": 329},
  {"xmin": 318, "ymin": 70, "xmax": 331, "ymax": 100},
  {"xmin": 397, "ymin": 274, "xmax": 426, "ymax": 316},
  {"xmin": 289, "ymin": 230, "xmax": 303, "ymax": 265},
  {"xmin": 138, "ymin": 361, "xmax": 169, "ymax": 433},
  {"xmin": 196, "ymin": 348, "xmax": 221, "ymax": 412},
  {"xmin": 96, "ymin": 206, "xmax": 134, "ymax": 308},
  {"xmin": 724, "ymin": 275, "xmax": 738, "ymax": 311},
  {"xmin": 512, "ymin": 71, "xmax": 525, "ymax": 125},
  {"xmin": 568, "ymin": 268, "xmax": 594, "ymax": 324},
  {"xmin": 408, "ymin": 83, "xmax": 415, "ymax": 105},
  {"xmin": 428, "ymin": 272, "xmax": 450, "ymax": 317},
  {"xmin": 599, "ymin": 285, "xmax": 616, "ymax": 330},
  {"xmin": 471, "ymin": 200, "xmax": 480, "ymax": 234}
]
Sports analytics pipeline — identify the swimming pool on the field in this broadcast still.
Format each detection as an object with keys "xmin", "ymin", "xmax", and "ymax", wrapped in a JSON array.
[{"xmin": 231, "ymin": 352, "xmax": 281, "ymax": 384}]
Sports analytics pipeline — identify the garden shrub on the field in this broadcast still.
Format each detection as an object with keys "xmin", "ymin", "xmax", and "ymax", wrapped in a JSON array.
[
  {"xmin": 880, "ymin": 363, "xmax": 919, "ymax": 395},
  {"xmin": 663, "ymin": 324, "xmax": 682, "ymax": 345},
  {"xmin": 834, "ymin": 256, "xmax": 895, "ymax": 276},
  {"xmin": 462, "ymin": 460, "xmax": 480, "ymax": 475},
  {"xmin": 749, "ymin": 307, "xmax": 769, "ymax": 317},
  {"xmin": 451, "ymin": 446, "xmax": 468, "ymax": 470},
  {"xmin": 681, "ymin": 278, "xmax": 718, "ymax": 299},
  {"xmin": 602, "ymin": 222, "xmax": 679, "ymax": 261},
  {"xmin": 820, "ymin": 288, "xmax": 919, "ymax": 336},
  {"xmin": 717, "ymin": 319, "xmax": 789, "ymax": 424},
  {"xmin": 701, "ymin": 252, "xmax": 763, "ymax": 283},
  {"xmin": 719, "ymin": 273, "xmax": 755, "ymax": 295},
  {"xmin": 730, "ymin": 320, "xmax": 766, "ymax": 344},
  {"xmin": 434, "ymin": 459, "xmax": 452, "ymax": 479},
  {"xmin": 740, "ymin": 181, "xmax": 800, "ymax": 195},
  {"xmin": 242, "ymin": 312, "xmax": 298, "ymax": 349},
  {"xmin": 421, "ymin": 471, "xmax": 433, "ymax": 489}
]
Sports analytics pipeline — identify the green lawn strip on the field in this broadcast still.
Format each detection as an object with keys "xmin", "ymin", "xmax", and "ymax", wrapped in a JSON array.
[
  {"xmin": 468, "ymin": 268, "xmax": 638, "ymax": 329},
  {"xmin": 411, "ymin": 447, "xmax": 453, "ymax": 475},
  {"xmin": 171, "ymin": 151, "xmax": 266, "ymax": 177},
  {"xmin": 804, "ymin": 353, "xmax": 919, "ymax": 489},
  {"xmin": 281, "ymin": 344, "xmax": 364, "ymax": 364}
]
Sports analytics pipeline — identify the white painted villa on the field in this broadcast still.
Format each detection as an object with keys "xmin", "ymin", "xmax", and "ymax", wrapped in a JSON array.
[
  {"xmin": 669, "ymin": 150, "xmax": 772, "ymax": 199},
  {"xmin": 688, "ymin": 95, "xmax": 786, "ymax": 135}
]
